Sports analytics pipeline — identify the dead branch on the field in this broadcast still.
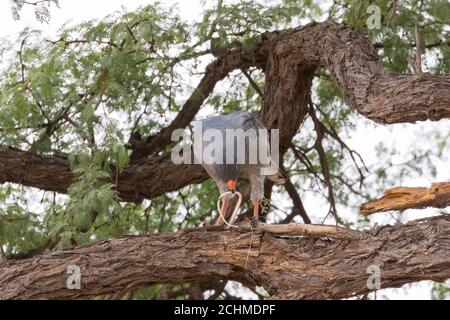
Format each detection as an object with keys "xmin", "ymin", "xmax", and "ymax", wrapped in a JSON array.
[
  {"xmin": 235, "ymin": 222, "xmax": 361, "ymax": 240},
  {"xmin": 361, "ymin": 182, "xmax": 450, "ymax": 215}
]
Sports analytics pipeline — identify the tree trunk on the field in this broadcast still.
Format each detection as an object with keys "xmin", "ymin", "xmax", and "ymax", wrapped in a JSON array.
[{"xmin": 1, "ymin": 215, "xmax": 449, "ymax": 300}]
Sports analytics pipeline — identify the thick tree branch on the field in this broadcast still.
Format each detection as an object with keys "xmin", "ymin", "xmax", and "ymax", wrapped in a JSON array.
[
  {"xmin": 1, "ymin": 215, "xmax": 449, "ymax": 300},
  {"xmin": 132, "ymin": 21, "xmax": 450, "ymax": 162},
  {"xmin": 260, "ymin": 22, "xmax": 450, "ymax": 124},
  {"xmin": 0, "ymin": 147, "xmax": 208, "ymax": 203},
  {"xmin": 361, "ymin": 182, "xmax": 450, "ymax": 215}
]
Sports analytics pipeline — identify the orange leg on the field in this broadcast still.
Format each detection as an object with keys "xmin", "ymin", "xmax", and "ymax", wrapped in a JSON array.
[
  {"xmin": 215, "ymin": 197, "xmax": 230, "ymax": 226},
  {"xmin": 252, "ymin": 198, "xmax": 260, "ymax": 227}
]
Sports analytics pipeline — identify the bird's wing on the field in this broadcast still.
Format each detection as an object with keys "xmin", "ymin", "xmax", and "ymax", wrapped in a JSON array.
[
  {"xmin": 239, "ymin": 113, "xmax": 286, "ymax": 183},
  {"xmin": 239, "ymin": 112, "xmax": 266, "ymax": 131}
]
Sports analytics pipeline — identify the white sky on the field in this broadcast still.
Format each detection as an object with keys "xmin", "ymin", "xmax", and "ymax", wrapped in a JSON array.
[{"xmin": 0, "ymin": 0, "xmax": 448, "ymax": 300}]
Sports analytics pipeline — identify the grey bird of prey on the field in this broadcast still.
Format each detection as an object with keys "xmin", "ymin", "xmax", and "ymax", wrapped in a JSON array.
[{"xmin": 194, "ymin": 111, "xmax": 284, "ymax": 226}]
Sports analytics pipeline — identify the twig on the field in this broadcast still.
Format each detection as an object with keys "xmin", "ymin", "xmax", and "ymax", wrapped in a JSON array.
[
  {"xmin": 414, "ymin": 21, "xmax": 423, "ymax": 74},
  {"xmin": 0, "ymin": 245, "xmax": 6, "ymax": 266},
  {"xmin": 308, "ymin": 104, "xmax": 342, "ymax": 224},
  {"xmin": 12, "ymin": 0, "xmax": 53, "ymax": 5},
  {"xmin": 241, "ymin": 68, "xmax": 264, "ymax": 98},
  {"xmin": 207, "ymin": 280, "xmax": 227, "ymax": 300},
  {"xmin": 290, "ymin": 144, "xmax": 326, "ymax": 185},
  {"xmin": 282, "ymin": 177, "xmax": 311, "ymax": 224},
  {"xmin": 374, "ymin": 40, "xmax": 450, "ymax": 49},
  {"xmin": 29, "ymin": 102, "xmax": 73, "ymax": 152},
  {"xmin": 387, "ymin": 0, "xmax": 398, "ymax": 27},
  {"xmin": 313, "ymin": 103, "xmax": 368, "ymax": 187}
]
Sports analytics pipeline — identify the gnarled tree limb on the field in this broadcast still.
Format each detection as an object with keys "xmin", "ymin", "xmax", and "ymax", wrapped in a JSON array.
[
  {"xmin": 1, "ymin": 215, "xmax": 449, "ymax": 300},
  {"xmin": 260, "ymin": 22, "xmax": 450, "ymax": 124},
  {"xmin": 0, "ymin": 147, "xmax": 208, "ymax": 203},
  {"xmin": 361, "ymin": 182, "xmax": 450, "ymax": 215}
]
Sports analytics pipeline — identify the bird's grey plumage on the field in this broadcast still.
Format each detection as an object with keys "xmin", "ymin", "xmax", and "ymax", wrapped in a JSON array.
[{"xmin": 195, "ymin": 111, "xmax": 283, "ymax": 203}]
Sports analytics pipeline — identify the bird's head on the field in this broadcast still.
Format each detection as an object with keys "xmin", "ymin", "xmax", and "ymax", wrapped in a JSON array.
[
  {"xmin": 226, "ymin": 179, "xmax": 237, "ymax": 193},
  {"xmin": 215, "ymin": 164, "xmax": 240, "ymax": 194}
]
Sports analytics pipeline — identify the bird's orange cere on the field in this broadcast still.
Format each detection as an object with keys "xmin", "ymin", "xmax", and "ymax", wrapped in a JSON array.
[{"xmin": 227, "ymin": 180, "xmax": 236, "ymax": 191}]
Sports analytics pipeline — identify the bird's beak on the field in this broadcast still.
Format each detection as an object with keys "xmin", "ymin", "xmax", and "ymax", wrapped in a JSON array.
[{"xmin": 227, "ymin": 180, "xmax": 236, "ymax": 193}]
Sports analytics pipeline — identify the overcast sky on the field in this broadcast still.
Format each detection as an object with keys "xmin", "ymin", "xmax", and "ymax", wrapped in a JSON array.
[{"xmin": 0, "ymin": 0, "xmax": 448, "ymax": 300}]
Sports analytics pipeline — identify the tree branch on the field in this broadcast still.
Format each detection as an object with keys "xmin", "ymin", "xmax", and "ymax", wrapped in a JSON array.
[
  {"xmin": 308, "ymin": 105, "xmax": 340, "ymax": 223},
  {"xmin": 260, "ymin": 22, "xmax": 450, "ymax": 124},
  {"xmin": 361, "ymin": 182, "xmax": 450, "ymax": 216},
  {"xmin": 0, "ymin": 147, "xmax": 208, "ymax": 203},
  {"xmin": 282, "ymin": 177, "xmax": 311, "ymax": 224},
  {"xmin": 374, "ymin": 40, "xmax": 450, "ymax": 49},
  {"xmin": 1, "ymin": 215, "xmax": 449, "ymax": 300},
  {"xmin": 241, "ymin": 68, "xmax": 264, "ymax": 98}
]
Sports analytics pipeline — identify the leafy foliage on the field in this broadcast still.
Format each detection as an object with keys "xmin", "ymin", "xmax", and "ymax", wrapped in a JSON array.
[
  {"xmin": 432, "ymin": 281, "xmax": 450, "ymax": 300},
  {"xmin": 10, "ymin": 0, "xmax": 60, "ymax": 23}
]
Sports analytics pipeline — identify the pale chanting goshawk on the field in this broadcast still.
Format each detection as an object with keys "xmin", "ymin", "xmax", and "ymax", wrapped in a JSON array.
[{"xmin": 194, "ymin": 111, "xmax": 285, "ymax": 226}]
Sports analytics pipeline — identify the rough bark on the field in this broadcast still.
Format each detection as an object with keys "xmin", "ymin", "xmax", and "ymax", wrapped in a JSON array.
[
  {"xmin": 361, "ymin": 182, "xmax": 450, "ymax": 215},
  {"xmin": 1, "ymin": 215, "xmax": 449, "ymax": 300},
  {"xmin": 259, "ymin": 42, "xmax": 314, "ymax": 153}
]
